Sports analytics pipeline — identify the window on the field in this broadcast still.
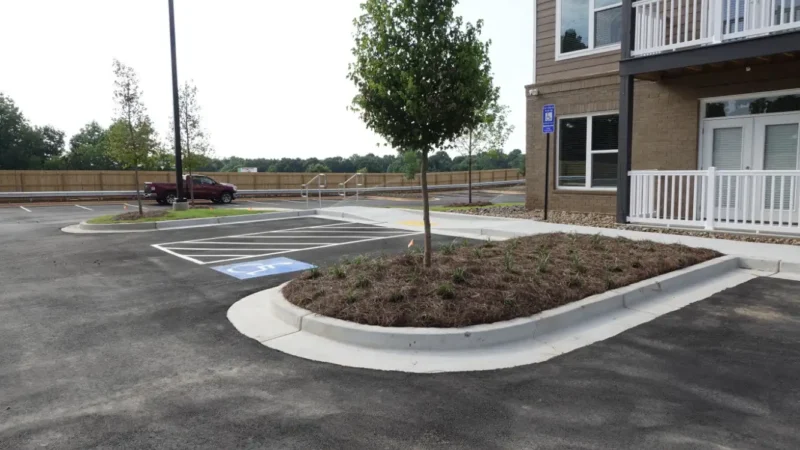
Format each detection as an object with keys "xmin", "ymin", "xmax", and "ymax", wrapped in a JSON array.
[
  {"xmin": 705, "ymin": 94, "xmax": 800, "ymax": 118},
  {"xmin": 558, "ymin": 0, "xmax": 622, "ymax": 58},
  {"xmin": 558, "ymin": 113, "xmax": 619, "ymax": 189}
]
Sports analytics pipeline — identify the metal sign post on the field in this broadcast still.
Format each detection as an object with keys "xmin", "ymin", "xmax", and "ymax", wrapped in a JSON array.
[{"xmin": 542, "ymin": 104, "xmax": 555, "ymax": 221}]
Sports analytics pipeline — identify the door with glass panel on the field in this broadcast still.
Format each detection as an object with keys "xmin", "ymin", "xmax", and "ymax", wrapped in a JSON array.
[
  {"xmin": 752, "ymin": 114, "xmax": 800, "ymax": 225},
  {"xmin": 702, "ymin": 118, "xmax": 753, "ymax": 222}
]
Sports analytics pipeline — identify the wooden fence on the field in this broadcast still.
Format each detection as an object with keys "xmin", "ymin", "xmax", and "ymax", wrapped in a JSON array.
[{"xmin": 0, "ymin": 169, "xmax": 522, "ymax": 192}]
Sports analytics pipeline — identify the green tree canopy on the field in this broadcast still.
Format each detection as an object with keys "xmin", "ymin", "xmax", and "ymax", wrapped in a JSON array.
[
  {"xmin": 65, "ymin": 121, "xmax": 117, "ymax": 170},
  {"xmin": 348, "ymin": 0, "xmax": 496, "ymax": 266},
  {"xmin": 0, "ymin": 93, "xmax": 66, "ymax": 170},
  {"xmin": 306, "ymin": 162, "xmax": 332, "ymax": 173}
]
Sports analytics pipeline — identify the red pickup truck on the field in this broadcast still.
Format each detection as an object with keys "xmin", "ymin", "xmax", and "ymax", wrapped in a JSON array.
[{"xmin": 144, "ymin": 175, "xmax": 238, "ymax": 205}]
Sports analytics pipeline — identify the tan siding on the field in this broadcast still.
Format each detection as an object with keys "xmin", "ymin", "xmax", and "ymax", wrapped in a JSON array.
[{"xmin": 535, "ymin": 0, "xmax": 622, "ymax": 85}]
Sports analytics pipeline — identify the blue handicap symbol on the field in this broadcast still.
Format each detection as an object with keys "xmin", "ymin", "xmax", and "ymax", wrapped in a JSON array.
[
  {"xmin": 542, "ymin": 104, "xmax": 556, "ymax": 134},
  {"xmin": 213, "ymin": 257, "xmax": 316, "ymax": 280}
]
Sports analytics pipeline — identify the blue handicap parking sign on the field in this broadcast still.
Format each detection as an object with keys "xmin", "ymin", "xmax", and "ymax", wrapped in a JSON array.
[
  {"xmin": 213, "ymin": 257, "xmax": 316, "ymax": 280},
  {"xmin": 542, "ymin": 104, "xmax": 555, "ymax": 134}
]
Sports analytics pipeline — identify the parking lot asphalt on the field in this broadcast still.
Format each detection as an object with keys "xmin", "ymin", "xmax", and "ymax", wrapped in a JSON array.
[
  {"xmin": 0, "ymin": 189, "xmax": 526, "ymax": 226},
  {"xmin": 2, "ymin": 208, "xmax": 799, "ymax": 449}
]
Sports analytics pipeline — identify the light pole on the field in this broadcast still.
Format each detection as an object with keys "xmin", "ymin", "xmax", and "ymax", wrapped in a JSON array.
[{"xmin": 169, "ymin": 0, "xmax": 188, "ymax": 210}]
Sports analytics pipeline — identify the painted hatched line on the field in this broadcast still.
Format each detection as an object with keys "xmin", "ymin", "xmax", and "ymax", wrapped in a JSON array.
[
  {"xmin": 190, "ymin": 232, "xmax": 422, "ymax": 265},
  {"xmin": 155, "ymin": 221, "xmax": 354, "ymax": 246},
  {"xmin": 153, "ymin": 221, "xmax": 419, "ymax": 265}
]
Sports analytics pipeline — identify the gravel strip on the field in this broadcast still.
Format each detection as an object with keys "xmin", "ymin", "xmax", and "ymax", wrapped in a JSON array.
[{"xmin": 444, "ymin": 205, "xmax": 800, "ymax": 246}]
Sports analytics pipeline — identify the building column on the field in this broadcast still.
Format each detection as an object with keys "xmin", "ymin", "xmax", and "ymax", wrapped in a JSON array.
[
  {"xmin": 616, "ymin": 75, "xmax": 634, "ymax": 223},
  {"xmin": 617, "ymin": 0, "xmax": 635, "ymax": 224}
]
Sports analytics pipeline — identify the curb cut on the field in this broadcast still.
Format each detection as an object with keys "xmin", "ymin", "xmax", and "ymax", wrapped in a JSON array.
[
  {"xmin": 74, "ymin": 210, "xmax": 317, "ymax": 233},
  {"xmin": 268, "ymin": 256, "xmax": 742, "ymax": 352}
]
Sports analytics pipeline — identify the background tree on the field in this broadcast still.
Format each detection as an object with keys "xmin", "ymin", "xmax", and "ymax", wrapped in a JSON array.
[
  {"xmin": 306, "ymin": 162, "xmax": 332, "ymax": 173},
  {"xmin": 172, "ymin": 81, "xmax": 213, "ymax": 204},
  {"xmin": 65, "ymin": 122, "xmax": 117, "ymax": 170},
  {"xmin": 0, "ymin": 94, "xmax": 66, "ymax": 170},
  {"xmin": 110, "ymin": 60, "xmax": 153, "ymax": 215},
  {"xmin": 449, "ymin": 102, "xmax": 512, "ymax": 203},
  {"xmin": 349, "ymin": 0, "xmax": 495, "ymax": 267}
]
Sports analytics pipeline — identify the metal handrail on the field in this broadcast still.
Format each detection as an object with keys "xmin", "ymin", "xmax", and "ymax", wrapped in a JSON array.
[
  {"xmin": 301, "ymin": 174, "xmax": 327, "ymax": 208},
  {"xmin": 338, "ymin": 173, "xmax": 364, "ymax": 201},
  {"xmin": 0, "ymin": 179, "xmax": 524, "ymax": 200}
]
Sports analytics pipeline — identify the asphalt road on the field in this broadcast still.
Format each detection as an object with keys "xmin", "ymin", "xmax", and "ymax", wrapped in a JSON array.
[
  {"xmin": 0, "ymin": 188, "xmax": 525, "ymax": 226},
  {"xmin": 1, "ymin": 210, "xmax": 799, "ymax": 449}
]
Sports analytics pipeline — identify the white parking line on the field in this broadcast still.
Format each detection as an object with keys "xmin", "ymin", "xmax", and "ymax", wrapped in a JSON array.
[
  {"xmin": 164, "ymin": 248, "xmax": 295, "ymax": 251},
  {"xmin": 75, "ymin": 205, "xmax": 93, "ymax": 211},
  {"xmin": 157, "ymin": 221, "xmax": 355, "ymax": 246},
  {"xmin": 243, "ymin": 234, "xmax": 401, "ymax": 239},
  {"xmin": 152, "ymin": 221, "xmax": 419, "ymax": 265},
  {"xmin": 196, "ymin": 232, "xmax": 422, "ymax": 265},
  {"xmin": 124, "ymin": 203, "xmax": 147, "ymax": 210},
  {"xmin": 19, "ymin": 206, "xmax": 32, "ymax": 212},
  {"xmin": 152, "ymin": 245, "xmax": 204, "ymax": 264},
  {"xmin": 162, "ymin": 242, "xmax": 337, "ymax": 246}
]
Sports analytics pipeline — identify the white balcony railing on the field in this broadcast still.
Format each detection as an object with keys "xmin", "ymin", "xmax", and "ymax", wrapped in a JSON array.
[
  {"xmin": 631, "ymin": 0, "xmax": 800, "ymax": 56},
  {"xmin": 629, "ymin": 168, "xmax": 800, "ymax": 234}
]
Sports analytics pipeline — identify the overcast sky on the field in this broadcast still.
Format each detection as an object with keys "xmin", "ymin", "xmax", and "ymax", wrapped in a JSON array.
[{"xmin": 0, "ymin": 0, "xmax": 533, "ymax": 160}]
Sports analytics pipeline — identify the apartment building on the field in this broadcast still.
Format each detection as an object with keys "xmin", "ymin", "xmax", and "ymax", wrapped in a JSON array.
[{"xmin": 526, "ymin": 0, "xmax": 800, "ymax": 234}]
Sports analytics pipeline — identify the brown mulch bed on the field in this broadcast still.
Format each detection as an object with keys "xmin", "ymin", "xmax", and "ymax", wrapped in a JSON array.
[
  {"xmin": 283, "ymin": 233, "xmax": 720, "ymax": 328},
  {"xmin": 112, "ymin": 211, "xmax": 168, "ymax": 221}
]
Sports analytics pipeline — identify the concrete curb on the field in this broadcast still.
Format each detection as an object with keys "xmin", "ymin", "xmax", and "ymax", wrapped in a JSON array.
[
  {"xmin": 268, "ymin": 256, "xmax": 741, "ymax": 352},
  {"xmin": 74, "ymin": 210, "xmax": 316, "ymax": 232}
]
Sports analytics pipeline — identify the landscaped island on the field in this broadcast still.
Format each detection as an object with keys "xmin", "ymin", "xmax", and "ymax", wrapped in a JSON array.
[
  {"xmin": 87, "ymin": 208, "xmax": 270, "ymax": 224},
  {"xmin": 284, "ymin": 233, "xmax": 720, "ymax": 328}
]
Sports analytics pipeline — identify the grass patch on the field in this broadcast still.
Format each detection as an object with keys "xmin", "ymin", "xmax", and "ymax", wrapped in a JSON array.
[
  {"xmin": 283, "ymin": 233, "xmax": 721, "ymax": 328},
  {"xmin": 87, "ymin": 208, "xmax": 272, "ymax": 224}
]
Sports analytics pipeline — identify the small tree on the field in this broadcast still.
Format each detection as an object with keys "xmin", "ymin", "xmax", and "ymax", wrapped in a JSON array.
[
  {"xmin": 111, "ymin": 60, "xmax": 153, "ymax": 215},
  {"xmin": 171, "ymin": 81, "xmax": 213, "ymax": 204},
  {"xmin": 349, "ymin": 0, "xmax": 495, "ymax": 267},
  {"xmin": 450, "ymin": 103, "xmax": 513, "ymax": 203}
]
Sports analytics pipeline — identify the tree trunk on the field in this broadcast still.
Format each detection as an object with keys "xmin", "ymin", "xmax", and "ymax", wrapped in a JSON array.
[
  {"xmin": 134, "ymin": 167, "xmax": 143, "ymax": 216},
  {"xmin": 420, "ymin": 151, "xmax": 432, "ymax": 268},
  {"xmin": 188, "ymin": 153, "xmax": 194, "ymax": 206},
  {"xmin": 468, "ymin": 129, "xmax": 473, "ymax": 204},
  {"xmin": 186, "ymin": 119, "xmax": 194, "ymax": 206}
]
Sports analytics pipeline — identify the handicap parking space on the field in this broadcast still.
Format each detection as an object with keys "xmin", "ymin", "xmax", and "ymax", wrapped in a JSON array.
[{"xmin": 152, "ymin": 220, "xmax": 420, "ymax": 266}]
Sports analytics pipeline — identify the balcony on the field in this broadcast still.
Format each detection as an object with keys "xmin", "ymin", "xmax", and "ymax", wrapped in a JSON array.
[{"xmin": 630, "ymin": 0, "xmax": 800, "ymax": 57}]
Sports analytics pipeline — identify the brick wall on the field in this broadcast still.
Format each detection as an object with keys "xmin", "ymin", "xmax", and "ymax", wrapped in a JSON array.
[
  {"xmin": 525, "ymin": 59, "xmax": 800, "ymax": 215},
  {"xmin": 525, "ymin": 75, "xmax": 619, "ymax": 214}
]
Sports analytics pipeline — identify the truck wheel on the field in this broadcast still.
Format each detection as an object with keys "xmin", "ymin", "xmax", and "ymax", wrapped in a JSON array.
[
  {"xmin": 220, "ymin": 192, "xmax": 233, "ymax": 204},
  {"xmin": 165, "ymin": 192, "xmax": 177, "ymax": 205}
]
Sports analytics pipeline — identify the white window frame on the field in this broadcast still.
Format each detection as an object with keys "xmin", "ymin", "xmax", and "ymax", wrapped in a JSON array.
[
  {"xmin": 556, "ymin": 111, "xmax": 619, "ymax": 191},
  {"xmin": 555, "ymin": 0, "xmax": 622, "ymax": 61}
]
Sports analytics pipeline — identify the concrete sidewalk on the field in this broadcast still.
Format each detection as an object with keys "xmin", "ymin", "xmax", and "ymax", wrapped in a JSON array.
[{"xmin": 319, "ymin": 206, "xmax": 800, "ymax": 264}]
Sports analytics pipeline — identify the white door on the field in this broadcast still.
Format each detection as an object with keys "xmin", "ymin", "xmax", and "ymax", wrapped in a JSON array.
[
  {"xmin": 752, "ymin": 113, "xmax": 800, "ymax": 224},
  {"xmin": 702, "ymin": 118, "xmax": 754, "ymax": 220}
]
